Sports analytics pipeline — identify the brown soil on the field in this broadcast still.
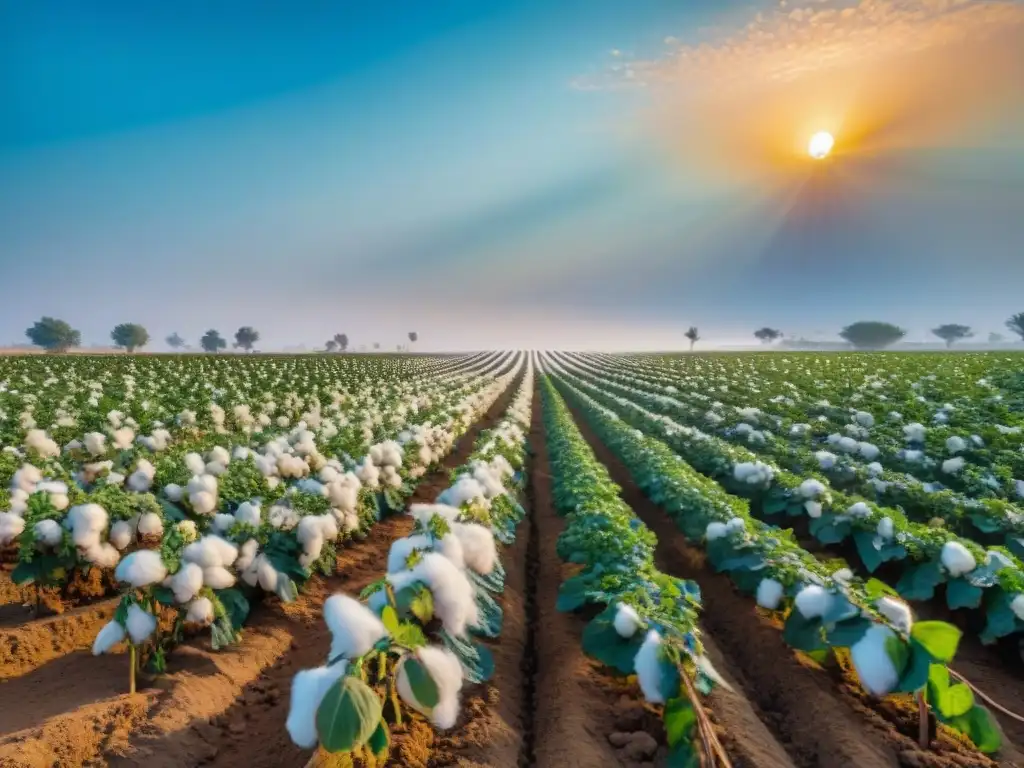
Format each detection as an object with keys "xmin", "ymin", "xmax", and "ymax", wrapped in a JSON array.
[
  {"xmin": 563, "ymin": 397, "xmax": 1003, "ymax": 768},
  {"xmin": 0, "ymin": 371, "xmax": 522, "ymax": 768}
]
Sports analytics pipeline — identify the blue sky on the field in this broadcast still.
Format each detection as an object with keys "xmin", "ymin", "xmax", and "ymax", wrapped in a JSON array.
[{"xmin": 1, "ymin": 0, "xmax": 1022, "ymax": 350}]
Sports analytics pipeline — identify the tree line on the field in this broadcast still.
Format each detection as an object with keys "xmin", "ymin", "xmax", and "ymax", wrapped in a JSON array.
[{"xmin": 20, "ymin": 317, "xmax": 420, "ymax": 354}]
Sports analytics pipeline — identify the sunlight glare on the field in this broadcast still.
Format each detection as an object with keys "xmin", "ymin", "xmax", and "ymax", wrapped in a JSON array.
[{"xmin": 808, "ymin": 131, "xmax": 835, "ymax": 159}]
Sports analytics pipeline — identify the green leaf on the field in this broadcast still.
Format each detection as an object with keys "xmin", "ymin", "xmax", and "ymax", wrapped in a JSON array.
[
  {"xmin": 910, "ymin": 621, "xmax": 962, "ymax": 662},
  {"xmin": 663, "ymin": 697, "xmax": 697, "ymax": 749},
  {"xmin": 404, "ymin": 657, "xmax": 440, "ymax": 708},
  {"xmin": 216, "ymin": 588, "xmax": 250, "ymax": 629},
  {"xmin": 854, "ymin": 531, "xmax": 906, "ymax": 573},
  {"xmin": 556, "ymin": 575, "xmax": 590, "ymax": 612},
  {"xmin": 367, "ymin": 720, "xmax": 390, "ymax": 759},
  {"xmin": 581, "ymin": 607, "xmax": 643, "ymax": 674},
  {"xmin": 316, "ymin": 676, "xmax": 383, "ymax": 753},
  {"xmin": 945, "ymin": 579, "xmax": 983, "ymax": 610},
  {"xmin": 894, "ymin": 641, "xmax": 932, "ymax": 693},
  {"xmin": 949, "ymin": 705, "xmax": 1003, "ymax": 754},
  {"xmin": 380, "ymin": 605, "xmax": 400, "ymax": 635},
  {"xmin": 884, "ymin": 634, "xmax": 911, "ymax": 678},
  {"xmin": 896, "ymin": 561, "xmax": 944, "ymax": 602},
  {"xmin": 864, "ymin": 577, "xmax": 899, "ymax": 600},
  {"xmin": 665, "ymin": 741, "xmax": 701, "ymax": 768},
  {"xmin": 782, "ymin": 611, "xmax": 827, "ymax": 652},
  {"xmin": 150, "ymin": 586, "xmax": 176, "ymax": 606},
  {"xmin": 825, "ymin": 617, "xmax": 872, "ymax": 648},
  {"xmin": 937, "ymin": 683, "xmax": 974, "ymax": 719}
]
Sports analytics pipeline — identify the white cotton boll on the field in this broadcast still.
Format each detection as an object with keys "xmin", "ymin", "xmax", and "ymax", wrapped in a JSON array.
[
  {"xmin": 164, "ymin": 483, "xmax": 183, "ymax": 503},
  {"xmin": 326, "ymin": 481, "xmax": 358, "ymax": 513},
  {"xmin": 803, "ymin": 499, "xmax": 824, "ymax": 519},
  {"xmin": 234, "ymin": 501, "xmax": 261, "ymax": 527},
  {"xmin": 256, "ymin": 556, "xmax": 279, "ymax": 592},
  {"xmin": 115, "ymin": 549, "xmax": 168, "ymax": 587},
  {"xmin": 205, "ymin": 460, "xmax": 228, "ymax": 477},
  {"xmin": 187, "ymin": 473, "xmax": 218, "ymax": 496},
  {"xmin": 25, "ymin": 429, "xmax": 60, "ymax": 458},
  {"xmin": 137, "ymin": 512, "xmax": 163, "ymax": 537},
  {"xmin": 837, "ymin": 436, "xmax": 859, "ymax": 454},
  {"xmin": 389, "ymin": 552, "xmax": 478, "ymax": 638},
  {"xmin": 437, "ymin": 476, "xmax": 488, "ymax": 509},
  {"xmin": 318, "ymin": 466, "xmax": 340, "ymax": 484},
  {"xmin": 859, "ymin": 443, "xmax": 880, "ymax": 461},
  {"xmin": 323, "ymin": 594, "xmax": 390, "ymax": 661},
  {"xmin": 855, "ymin": 411, "xmax": 875, "ymax": 428},
  {"xmin": 169, "ymin": 561, "xmax": 204, "ymax": 602},
  {"xmin": 1015, "ymin": 479, "xmax": 1024, "ymax": 500},
  {"xmin": 286, "ymin": 661, "xmax": 349, "ymax": 749},
  {"xmin": 33, "ymin": 518, "xmax": 63, "ymax": 548},
  {"xmin": 876, "ymin": 517, "xmax": 894, "ymax": 540},
  {"xmin": 942, "ymin": 457, "xmax": 966, "ymax": 475},
  {"xmin": 903, "ymin": 423, "xmax": 927, "ymax": 443},
  {"xmin": 757, "ymin": 578, "xmax": 785, "ymax": 610},
  {"xmin": 82, "ymin": 541, "xmax": 120, "ymax": 568},
  {"xmin": 726, "ymin": 517, "xmax": 746, "ymax": 535},
  {"xmin": 203, "ymin": 565, "xmax": 236, "ymax": 589},
  {"xmin": 109, "ymin": 520, "xmax": 134, "ymax": 550},
  {"xmin": 613, "ymin": 602, "xmax": 642, "ymax": 638},
  {"xmin": 634, "ymin": 630, "xmax": 667, "ymax": 704},
  {"xmin": 126, "ymin": 604, "xmax": 157, "ymax": 644},
  {"xmin": 800, "ymin": 478, "xmax": 829, "ymax": 501},
  {"xmin": 408, "ymin": 504, "xmax": 460, "ymax": 526},
  {"xmin": 850, "ymin": 624, "xmax": 900, "ymax": 697},
  {"xmin": 867, "ymin": 462, "xmax": 884, "ymax": 477},
  {"xmin": 387, "ymin": 533, "xmax": 464, "ymax": 573},
  {"xmin": 795, "ymin": 584, "xmax": 833, "ymax": 619},
  {"xmin": 84, "ymin": 431, "xmax": 107, "ymax": 456},
  {"xmin": 941, "ymin": 541, "xmax": 976, "ymax": 577},
  {"xmin": 298, "ymin": 534, "xmax": 324, "ymax": 568},
  {"xmin": 209, "ymin": 445, "xmax": 231, "ymax": 465},
  {"xmin": 111, "ymin": 427, "xmax": 135, "ymax": 451},
  {"xmin": 104, "ymin": 471, "xmax": 126, "ymax": 487},
  {"xmin": 182, "ymin": 535, "xmax": 238, "ymax": 568},
  {"xmin": 396, "ymin": 646, "xmax": 464, "ymax": 729},
  {"xmin": 876, "ymin": 596, "xmax": 913, "ymax": 633},
  {"xmin": 0, "ymin": 512, "xmax": 26, "ymax": 546},
  {"xmin": 236, "ymin": 538, "xmax": 259, "ymax": 572},
  {"xmin": 450, "ymin": 522, "xmax": 497, "ymax": 575},
  {"xmin": 190, "ymin": 490, "xmax": 217, "ymax": 515},
  {"xmin": 946, "ymin": 436, "xmax": 967, "ymax": 455},
  {"xmin": 705, "ymin": 521, "xmax": 729, "ymax": 540},
  {"xmin": 848, "ymin": 501, "xmax": 872, "ymax": 519},
  {"xmin": 186, "ymin": 597, "xmax": 215, "ymax": 626},
  {"xmin": 185, "ymin": 452, "xmax": 206, "ymax": 475},
  {"xmin": 1010, "ymin": 594, "xmax": 1024, "ymax": 621},
  {"xmin": 213, "ymin": 513, "xmax": 235, "ymax": 533},
  {"xmin": 66, "ymin": 503, "xmax": 109, "ymax": 544},
  {"xmin": 815, "ymin": 451, "xmax": 837, "ymax": 470},
  {"xmin": 93, "ymin": 620, "xmax": 126, "ymax": 655}
]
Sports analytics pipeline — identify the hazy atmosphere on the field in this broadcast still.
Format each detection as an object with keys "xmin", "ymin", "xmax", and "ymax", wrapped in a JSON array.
[{"xmin": 2, "ymin": 0, "xmax": 1022, "ymax": 349}]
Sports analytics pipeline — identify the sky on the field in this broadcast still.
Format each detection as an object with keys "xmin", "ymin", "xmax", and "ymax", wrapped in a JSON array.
[{"xmin": 1, "ymin": 0, "xmax": 1022, "ymax": 351}]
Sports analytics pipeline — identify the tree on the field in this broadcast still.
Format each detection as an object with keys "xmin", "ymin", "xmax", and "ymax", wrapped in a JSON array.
[
  {"xmin": 753, "ymin": 327, "xmax": 783, "ymax": 345},
  {"xmin": 166, "ymin": 332, "xmax": 186, "ymax": 350},
  {"xmin": 200, "ymin": 329, "xmax": 227, "ymax": 353},
  {"xmin": 333, "ymin": 333, "xmax": 348, "ymax": 352},
  {"xmin": 110, "ymin": 323, "xmax": 150, "ymax": 353},
  {"xmin": 684, "ymin": 326, "xmax": 700, "ymax": 351},
  {"xmin": 25, "ymin": 317, "xmax": 81, "ymax": 353},
  {"xmin": 373, "ymin": 342, "xmax": 381, "ymax": 350},
  {"xmin": 234, "ymin": 326, "xmax": 260, "ymax": 352},
  {"xmin": 839, "ymin": 321, "xmax": 906, "ymax": 350},
  {"xmin": 325, "ymin": 340, "xmax": 338, "ymax": 352},
  {"xmin": 408, "ymin": 332, "xmax": 418, "ymax": 345},
  {"xmin": 989, "ymin": 332, "xmax": 1005, "ymax": 344},
  {"xmin": 1007, "ymin": 313, "xmax": 1024, "ymax": 342},
  {"xmin": 931, "ymin": 324, "xmax": 973, "ymax": 348}
]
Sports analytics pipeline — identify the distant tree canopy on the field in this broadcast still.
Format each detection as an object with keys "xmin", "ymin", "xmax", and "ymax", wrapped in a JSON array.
[
  {"xmin": 684, "ymin": 326, "xmax": 700, "ymax": 350},
  {"xmin": 373, "ymin": 342, "xmax": 381, "ymax": 350},
  {"xmin": 989, "ymin": 332, "xmax": 1005, "ymax": 344},
  {"xmin": 200, "ymin": 329, "xmax": 227, "ymax": 353},
  {"xmin": 754, "ymin": 327, "xmax": 783, "ymax": 344},
  {"xmin": 408, "ymin": 331, "xmax": 418, "ymax": 343},
  {"xmin": 111, "ymin": 323, "xmax": 150, "ymax": 353},
  {"xmin": 1007, "ymin": 313, "xmax": 1024, "ymax": 342},
  {"xmin": 166, "ymin": 332, "xmax": 186, "ymax": 350},
  {"xmin": 334, "ymin": 333, "xmax": 348, "ymax": 352},
  {"xmin": 931, "ymin": 324, "xmax": 973, "ymax": 348},
  {"xmin": 234, "ymin": 326, "xmax": 260, "ymax": 352},
  {"xmin": 839, "ymin": 321, "xmax": 906, "ymax": 350},
  {"xmin": 25, "ymin": 317, "xmax": 81, "ymax": 353},
  {"xmin": 325, "ymin": 340, "xmax": 338, "ymax": 352}
]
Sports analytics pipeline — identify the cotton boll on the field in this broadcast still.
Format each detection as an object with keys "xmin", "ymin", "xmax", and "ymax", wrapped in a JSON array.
[
  {"xmin": 816, "ymin": 451, "xmax": 837, "ymax": 470},
  {"xmin": 705, "ymin": 521, "xmax": 728, "ymax": 541},
  {"xmin": 203, "ymin": 565, "xmax": 236, "ymax": 589},
  {"xmin": 164, "ymin": 483, "xmax": 184, "ymax": 502},
  {"xmin": 111, "ymin": 427, "xmax": 135, "ymax": 451},
  {"xmin": 109, "ymin": 520, "xmax": 134, "ymax": 550},
  {"xmin": 92, "ymin": 620, "xmax": 126, "ymax": 655},
  {"xmin": 285, "ymin": 661, "xmax": 349, "ymax": 749},
  {"xmin": 942, "ymin": 457, "xmax": 966, "ymax": 475},
  {"xmin": 236, "ymin": 538, "xmax": 259, "ymax": 573},
  {"xmin": 876, "ymin": 517, "xmax": 894, "ymax": 540},
  {"xmin": 396, "ymin": 646, "xmax": 464, "ymax": 728},
  {"xmin": 941, "ymin": 541, "xmax": 977, "ymax": 577},
  {"xmin": 182, "ymin": 535, "xmax": 238, "ymax": 568},
  {"xmin": 213, "ymin": 513, "xmax": 235, "ymax": 533},
  {"xmin": 408, "ymin": 504, "xmax": 460, "ymax": 526},
  {"xmin": 84, "ymin": 432, "xmax": 107, "ymax": 457},
  {"xmin": 187, "ymin": 473, "xmax": 218, "ymax": 496},
  {"xmin": 613, "ymin": 602, "xmax": 642, "ymax": 638},
  {"xmin": 234, "ymin": 501, "xmax": 261, "ymax": 527},
  {"xmin": 256, "ymin": 556, "xmax": 280, "ymax": 592},
  {"xmin": 450, "ymin": 522, "xmax": 497, "ymax": 575},
  {"xmin": 323, "ymin": 594, "xmax": 389, "ymax": 661},
  {"xmin": 126, "ymin": 604, "xmax": 157, "ymax": 644},
  {"xmin": 168, "ymin": 561, "xmax": 205, "ymax": 603},
  {"xmin": 847, "ymin": 502, "xmax": 872, "ymax": 519},
  {"xmin": 437, "ymin": 477, "xmax": 488, "ymax": 509},
  {"xmin": 850, "ymin": 624, "xmax": 901, "ymax": 697},
  {"xmin": 65, "ymin": 503, "xmax": 109, "ymax": 547},
  {"xmin": 387, "ymin": 534, "xmax": 464, "ymax": 573},
  {"xmin": 876, "ymin": 596, "xmax": 913, "ymax": 633},
  {"xmin": 756, "ymin": 578, "xmax": 785, "ymax": 610},
  {"xmin": 184, "ymin": 452, "xmax": 206, "ymax": 475},
  {"xmin": 726, "ymin": 517, "xmax": 745, "ymax": 535},
  {"xmin": 186, "ymin": 597, "xmax": 215, "ymax": 626},
  {"xmin": 33, "ymin": 518, "xmax": 63, "ymax": 548},
  {"xmin": 1010, "ymin": 594, "xmax": 1024, "ymax": 621},
  {"xmin": 867, "ymin": 462, "xmax": 884, "ymax": 477},
  {"xmin": 634, "ymin": 630, "xmax": 667, "ymax": 704},
  {"xmin": 389, "ymin": 552, "xmax": 478, "ymax": 638},
  {"xmin": 137, "ymin": 512, "xmax": 163, "ymax": 537},
  {"xmin": 859, "ymin": 443, "xmax": 880, "ymax": 461},
  {"xmin": 24, "ymin": 429, "xmax": 60, "ymax": 458},
  {"xmin": 115, "ymin": 549, "xmax": 168, "ymax": 587},
  {"xmin": 804, "ymin": 500, "xmax": 823, "ymax": 519},
  {"xmin": 190, "ymin": 490, "xmax": 217, "ymax": 515},
  {"xmin": 84, "ymin": 542, "xmax": 121, "ymax": 568},
  {"xmin": 0, "ymin": 512, "xmax": 26, "ymax": 546},
  {"xmin": 946, "ymin": 436, "xmax": 967, "ymax": 455},
  {"xmin": 799, "ymin": 479, "xmax": 826, "ymax": 499},
  {"xmin": 794, "ymin": 584, "xmax": 833, "ymax": 619}
]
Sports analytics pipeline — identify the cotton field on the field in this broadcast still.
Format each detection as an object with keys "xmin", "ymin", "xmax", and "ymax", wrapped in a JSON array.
[{"xmin": 2, "ymin": 350, "xmax": 1024, "ymax": 768}]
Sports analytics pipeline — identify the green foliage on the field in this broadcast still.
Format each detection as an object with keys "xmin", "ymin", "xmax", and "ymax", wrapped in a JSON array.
[
  {"xmin": 200, "ymin": 329, "xmax": 227, "ymax": 352},
  {"xmin": 233, "ymin": 326, "xmax": 260, "ymax": 352},
  {"xmin": 25, "ymin": 316, "xmax": 81, "ymax": 352},
  {"xmin": 1006, "ymin": 312, "xmax": 1024, "ymax": 341},
  {"xmin": 110, "ymin": 323, "xmax": 150, "ymax": 352},
  {"xmin": 931, "ymin": 324, "xmax": 973, "ymax": 348},
  {"xmin": 838, "ymin": 321, "xmax": 907, "ymax": 349},
  {"xmin": 316, "ymin": 676, "xmax": 383, "ymax": 753}
]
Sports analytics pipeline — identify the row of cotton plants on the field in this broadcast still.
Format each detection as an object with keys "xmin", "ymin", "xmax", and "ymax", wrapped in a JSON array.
[
  {"xmin": 88, "ymin": 359, "xmax": 521, "ymax": 691},
  {"xmin": 549, "ymin": 355, "xmax": 1024, "ymax": 649},
  {"xmin": 597, "ymin": 352, "xmax": 1024, "ymax": 497},
  {"xmin": 569, "ymin": 354, "xmax": 1024, "ymax": 555},
  {"xmin": 544, "ymin": 369, "xmax": 1004, "ymax": 754},
  {"xmin": 281, "ymin": 362, "xmax": 534, "ymax": 762},
  {"xmin": 539, "ymin": 376, "xmax": 731, "ymax": 766}
]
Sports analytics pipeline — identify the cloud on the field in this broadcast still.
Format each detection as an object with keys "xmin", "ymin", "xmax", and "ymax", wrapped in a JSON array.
[{"xmin": 576, "ymin": 0, "xmax": 1024, "ymax": 181}]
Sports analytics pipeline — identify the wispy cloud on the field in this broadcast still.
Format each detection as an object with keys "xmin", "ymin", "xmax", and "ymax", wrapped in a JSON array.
[{"xmin": 575, "ymin": 0, "xmax": 1024, "ymax": 180}]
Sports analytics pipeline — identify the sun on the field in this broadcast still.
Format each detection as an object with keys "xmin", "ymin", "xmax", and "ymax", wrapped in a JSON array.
[{"xmin": 808, "ymin": 131, "xmax": 835, "ymax": 159}]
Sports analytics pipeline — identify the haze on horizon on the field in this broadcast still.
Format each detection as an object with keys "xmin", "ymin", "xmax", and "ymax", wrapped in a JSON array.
[{"xmin": 1, "ymin": 0, "xmax": 1022, "ymax": 352}]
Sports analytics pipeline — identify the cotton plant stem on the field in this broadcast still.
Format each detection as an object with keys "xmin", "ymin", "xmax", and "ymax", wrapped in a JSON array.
[{"xmin": 681, "ymin": 669, "xmax": 733, "ymax": 768}]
